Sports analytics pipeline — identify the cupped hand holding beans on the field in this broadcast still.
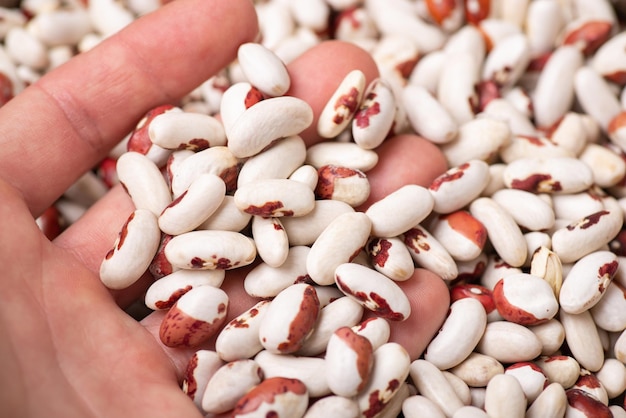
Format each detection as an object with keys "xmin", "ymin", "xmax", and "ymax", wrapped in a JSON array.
[{"xmin": 0, "ymin": 0, "xmax": 449, "ymax": 416}]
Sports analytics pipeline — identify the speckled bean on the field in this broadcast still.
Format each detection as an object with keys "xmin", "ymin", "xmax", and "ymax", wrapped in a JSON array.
[
  {"xmin": 99, "ymin": 209, "xmax": 160, "ymax": 290},
  {"xmin": 492, "ymin": 273, "xmax": 559, "ymax": 326},
  {"xmin": 254, "ymin": 350, "xmax": 330, "ymax": 398},
  {"xmin": 158, "ymin": 173, "xmax": 225, "ymax": 236},
  {"xmin": 116, "ymin": 151, "xmax": 172, "ymax": 216},
  {"xmin": 232, "ymin": 376, "xmax": 309, "ymax": 418},
  {"xmin": 181, "ymin": 350, "xmax": 223, "ymax": 409},
  {"xmin": 215, "ymin": 300, "xmax": 271, "ymax": 362},
  {"xmin": 335, "ymin": 262, "xmax": 410, "ymax": 321},
  {"xmin": 306, "ymin": 211, "xmax": 372, "ymax": 285},
  {"xmin": 305, "ymin": 141, "xmax": 379, "ymax": 172},
  {"xmin": 251, "ymin": 215, "xmax": 289, "ymax": 268},
  {"xmin": 366, "ymin": 236, "xmax": 415, "ymax": 281},
  {"xmin": 237, "ymin": 135, "xmax": 307, "ymax": 188},
  {"xmin": 325, "ymin": 326, "xmax": 374, "ymax": 397},
  {"xmin": 258, "ymin": 283, "xmax": 320, "ymax": 354},
  {"xmin": 234, "ymin": 178, "xmax": 315, "ymax": 217},
  {"xmin": 355, "ymin": 343, "xmax": 410, "ymax": 417},
  {"xmin": 170, "ymin": 146, "xmax": 240, "ymax": 198},
  {"xmin": 159, "ymin": 285, "xmax": 229, "ymax": 348},
  {"xmin": 165, "ymin": 230, "xmax": 256, "ymax": 270},
  {"xmin": 201, "ymin": 359, "xmax": 263, "ymax": 414},
  {"xmin": 144, "ymin": 269, "xmax": 225, "ymax": 310},
  {"xmin": 428, "ymin": 160, "xmax": 491, "ymax": 214},
  {"xmin": 297, "ymin": 296, "xmax": 364, "ymax": 357},
  {"xmin": 149, "ymin": 111, "xmax": 226, "ymax": 151},
  {"xmin": 403, "ymin": 224, "xmax": 458, "ymax": 281},
  {"xmin": 559, "ymin": 250, "xmax": 618, "ymax": 314},
  {"xmin": 352, "ymin": 78, "xmax": 396, "ymax": 150}
]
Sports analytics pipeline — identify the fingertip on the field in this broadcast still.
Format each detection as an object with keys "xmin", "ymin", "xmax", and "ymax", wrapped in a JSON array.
[
  {"xmin": 358, "ymin": 134, "xmax": 449, "ymax": 210},
  {"xmin": 286, "ymin": 40, "xmax": 380, "ymax": 147},
  {"xmin": 391, "ymin": 269, "xmax": 450, "ymax": 361}
]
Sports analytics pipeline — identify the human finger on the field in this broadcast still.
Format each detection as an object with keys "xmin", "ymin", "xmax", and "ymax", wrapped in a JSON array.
[
  {"xmin": 286, "ymin": 40, "xmax": 380, "ymax": 147},
  {"xmin": 0, "ymin": 0, "xmax": 258, "ymax": 217},
  {"xmin": 357, "ymin": 133, "xmax": 449, "ymax": 211},
  {"xmin": 383, "ymin": 269, "xmax": 450, "ymax": 361}
]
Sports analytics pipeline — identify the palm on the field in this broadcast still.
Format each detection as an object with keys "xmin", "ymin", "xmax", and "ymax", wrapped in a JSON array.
[{"xmin": 0, "ymin": 181, "xmax": 202, "ymax": 417}]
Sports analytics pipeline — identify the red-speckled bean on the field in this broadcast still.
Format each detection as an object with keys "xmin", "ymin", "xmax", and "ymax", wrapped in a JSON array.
[
  {"xmin": 251, "ymin": 215, "xmax": 289, "ymax": 268},
  {"xmin": 254, "ymin": 350, "xmax": 330, "ymax": 398},
  {"xmin": 428, "ymin": 159, "xmax": 491, "ymax": 214},
  {"xmin": 258, "ymin": 283, "xmax": 320, "ymax": 354},
  {"xmin": 234, "ymin": 178, "xmax": 316, "ymax": 217},
  {"xmin": 502, "ymin": 156, "xmax": 594, "ymax": 195},
  {"xmin": 158, "ymin": 173, "xmax": 226, "ymax": 236},
  {"xmin": 144, "ymin": 269, "xmax": 225, "ymax": 310},
  {"xmin": 430, "ymin": 210, "xmax": 487, "ymax": 262},
  {"xmin": 352, "ymin": 78, "xmax": 396, "ymax": 150},
  {"xmin": 403, "ymin": 224, "xmax": 458, "ymax": 281},
  {"xmin": 504, "ymin": 362, "xmax": 548, "ymax": 403},
  {"xmin": 215, "ymin": 300, "xmax": 271, "ymax": 362},
  {"xmin": 492, "ymin": 273, "xmax": 559, "ymax": 326},
  {"xmin": 181, "ymin": 349, "xmax": 223, "ymax": 409},
  {"xmin": 559, "ymin": 250, "xmax": 618, "ymax": 314},
  {"xmin": 351, "ymin": 317, "xmax": 391, "ymax": 352},
  {"xmin": 232, "ymin": 376, "xmax": 309, "ymax": 418},
  {"xmin": 99, "ymin": 209, "xmax": 161, "ymax": 290},
  {"xmin": 317, "ymin": 69, "xmax": 365, "ymax": 138},
  {"xmin": 201, "ymin": 359, "xmax": 263, "ymax": 414},
  {"xmin": 159, "ymin": 285, "xmax": 229, "ymax": 348},
  {"xmin": 165, "ymin": 230, "xmax": 256, "ymax": 270},
  {"xmin": 170, "ymin": 146, "xmax": 240, "ymax": 198},
  {"xmin": 366, "ymin": 236, "xmax": 415, "ymax": 281},
  {"xmin": 335, "ymin": 262, "xmax": 411, "ymax": 321},
  {"xmin": 297, "ymin": 296, "xmax": 364, "ymax": 357},
  {"xmin": 355, "ymin": 343, "xmax": 410, "ymax": 418},
  {"xmin": 325, "ymin": 326, "xmax": 374, "ymax": 397},
  {"xmin": 149, "ymin": 111, "xmax": 226, "ymax": 151}
]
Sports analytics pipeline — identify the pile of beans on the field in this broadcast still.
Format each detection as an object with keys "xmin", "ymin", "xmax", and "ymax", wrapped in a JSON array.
[{"xmin": 10, "ymin": 0, "xmax": 626, "ymax": 416}]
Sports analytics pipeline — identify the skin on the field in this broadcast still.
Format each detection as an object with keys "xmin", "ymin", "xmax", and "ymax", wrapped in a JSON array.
[{"xmin": 0, "ymin": 0, "xmax": 450, "ymax": 416}]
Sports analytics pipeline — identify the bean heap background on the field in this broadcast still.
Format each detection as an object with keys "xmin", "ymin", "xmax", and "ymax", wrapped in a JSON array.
[{"xmin": 10, "ymin": 0, "xmax": 626, "ymax": 416}]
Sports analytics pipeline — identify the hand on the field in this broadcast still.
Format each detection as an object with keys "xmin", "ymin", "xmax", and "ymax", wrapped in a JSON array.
[{"xmin": 0, "ymin": 1, "xmax": 450, "ymax": 416}]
